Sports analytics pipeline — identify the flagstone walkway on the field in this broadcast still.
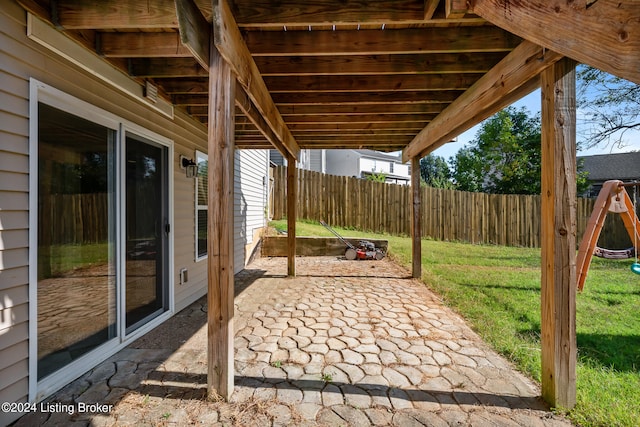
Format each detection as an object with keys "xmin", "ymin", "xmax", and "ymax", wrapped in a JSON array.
[{"xmin": 14, "ymin": 256, "xmax": 572, "ymax": 426}]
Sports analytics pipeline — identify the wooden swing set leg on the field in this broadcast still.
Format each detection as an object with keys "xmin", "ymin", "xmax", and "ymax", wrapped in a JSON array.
[
  {"xmin": 576, "ymin": 181, "xmax": 617, "ymax": 291},
  {"xmin": 576, "ymin": 180, "xmax": 640, "ymax": 290}
]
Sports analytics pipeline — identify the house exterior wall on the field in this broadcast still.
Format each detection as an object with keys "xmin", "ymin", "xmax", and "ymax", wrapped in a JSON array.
[
  {"xmin": 0, "ymin": 3, "xmax": 268, "ymax": 423},
  {"xmin": 325, "ymin": 150, "xmax": 360, "ymax": 177},
  {"xmin": 325, "ymin": 149, "xmax": 410, "ymax": 183},
  {"xmin": 234, "ymin": 149, "xmax": 269, "ymax": 273},
  {"xmin": 359, "ymin": 157, "xmax": 391, "ymax": 174},
  {"xmin": 270, "ymin": 149, "xmax": 285, "ymax": 166},
  {"xmin": 308, "ymin": 149, "xmax": 326, "ymax": 173}
]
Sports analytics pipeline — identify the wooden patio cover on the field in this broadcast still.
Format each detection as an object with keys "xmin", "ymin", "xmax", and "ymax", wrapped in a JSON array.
[{"xmin": 20, "ymin": 0, "xmax": 639, "ymax": 412}]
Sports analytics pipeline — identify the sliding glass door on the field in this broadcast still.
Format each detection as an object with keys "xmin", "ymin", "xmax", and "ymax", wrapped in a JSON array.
[
  {"xmin": 37, "ymin": 103, "xmax": 117, "ymax": 379},
  {"xmin": 35, "ymin": 87, "xmax": 171, "ymax": 384},
  {"xmin": 125, "ymin": 135, "xmax": 169, "ymax": 332}
]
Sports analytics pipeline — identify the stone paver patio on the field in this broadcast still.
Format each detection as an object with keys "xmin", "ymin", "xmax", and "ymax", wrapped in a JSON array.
[{"xmin": 14, "ymin": 256, "xmax": 572, "ymax": 426}]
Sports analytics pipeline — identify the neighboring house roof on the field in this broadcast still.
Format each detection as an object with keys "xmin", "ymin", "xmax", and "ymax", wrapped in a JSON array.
[{"xmin": 579, "ymin": 152, "xmax": 640, "ymax": 182}]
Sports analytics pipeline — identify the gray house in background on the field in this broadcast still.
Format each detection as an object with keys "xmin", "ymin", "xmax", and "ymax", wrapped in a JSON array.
[
  {"xmin": 270, "ymin": 149, "xmax": 326, "ymax": 173},
  {"xmin": 270, "ymin": 149, "xmax": 410, "ymax": 184},
  {"xmin": 579, "ymin": 152, "xmax": 640, "ymax": 197},
  {"xmin": 326, "ymin": 149, "xmax": 410, "ymax": 184}
]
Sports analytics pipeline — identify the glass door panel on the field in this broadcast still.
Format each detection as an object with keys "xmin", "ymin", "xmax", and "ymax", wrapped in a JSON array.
[
  {"xmin": 125, "ymin": 135, "xmax": 168, "ymax": 332},
  {"xmin": 37, "ymin": 103, "xmax": 117, "ymax": 379}
]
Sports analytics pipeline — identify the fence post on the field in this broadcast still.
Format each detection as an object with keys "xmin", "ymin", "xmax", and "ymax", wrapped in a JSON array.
[{"xmin": 411, "ymin": 157, "xmax": 422, "ymax": 278}]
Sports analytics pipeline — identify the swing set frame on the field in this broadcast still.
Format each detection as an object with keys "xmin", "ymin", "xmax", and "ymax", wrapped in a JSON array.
[{"xmin": 577, "ymin": 180, "xmax": 640, "ymax": 291}]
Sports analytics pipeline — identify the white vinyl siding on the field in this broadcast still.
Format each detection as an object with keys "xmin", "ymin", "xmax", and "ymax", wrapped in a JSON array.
[
  {"xmin": 1, "ymin": 4, "xmax": 33, "ymax": 424},
  {"xmin": 234, "ymin": 149, "xmax": 269, "ymax": 273},
  {"xmin": 309, "ymin": 149, "xmax": 326, "ymax": 173}
]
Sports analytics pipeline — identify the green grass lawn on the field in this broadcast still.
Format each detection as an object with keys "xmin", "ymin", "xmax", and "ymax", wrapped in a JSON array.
[
  {"xmin": 40, "ymin": 242, "xmax": 110, "ymax": 278},
  {"xmin": 271, "ymin": 219, "xmax": 640, "ymax": 427}
]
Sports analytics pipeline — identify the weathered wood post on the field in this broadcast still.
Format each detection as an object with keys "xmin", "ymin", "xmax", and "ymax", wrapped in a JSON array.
[
  {"xmin": 287, "ymin": 153, "xmax": 297, "ymax": 276},
  {"xmin": 207, "ymin": 45, "xmax": 235, "ymax": 400},
  {"xmin": 411, "ymin": 156, "xmax": 422, "ymax": 278},
  {"xmin": 540, "ymin": 57, "xmax": 577, "ymax": 409}
]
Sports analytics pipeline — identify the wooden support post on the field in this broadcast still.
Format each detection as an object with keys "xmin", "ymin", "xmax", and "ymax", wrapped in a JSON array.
[
  {"xmin": 411, "ymin": 157, "xmax": 422, "ymax": 278},
  {"xmin": 287, "ymin": 153, "xmax": 297, "ymax": 276},
  {"xmin": 540, "ymin": 57, "xmax": 577, "ymax": 409},
  {"xmin": 207, "ymin": 46, "xmax": 235, "ymax": 400}
]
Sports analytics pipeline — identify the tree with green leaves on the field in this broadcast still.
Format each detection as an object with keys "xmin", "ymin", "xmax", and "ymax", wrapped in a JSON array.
[
  {"xmin": 450, "ymin": 106, "xmax": 590, "ymax": 195},
  {"xmin": 449, "ymin": 147, "xmax": 484, "ymax": 193},
  {"xmin": 577, "ymin": 65, "xmax": 640, "ymax": 149},
  {"xmin": 365, "ymin": 171, "xmax": 387, "ymax": 183},
  {"xmin": 451, "ymin": 107, "xmax": 542, "ymax": 194},
  {"xmin": 419, "ymin": 154, "xmax": 453, "ymax": 189}
]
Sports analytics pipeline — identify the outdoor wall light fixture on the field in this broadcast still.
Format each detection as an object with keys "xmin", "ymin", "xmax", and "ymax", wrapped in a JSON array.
[{"xmin": 180, "ymin": 155, "xmax": 198, "ymax": 178}]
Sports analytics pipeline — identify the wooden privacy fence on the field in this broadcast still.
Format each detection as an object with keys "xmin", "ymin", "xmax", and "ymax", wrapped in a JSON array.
[
  {"xmin": 271, "ymin": 166, "xmax": 633, "ymax": 249},
  {"xmin": 40, "ymin": 193, "xmax": 110, "ymax": 245}
]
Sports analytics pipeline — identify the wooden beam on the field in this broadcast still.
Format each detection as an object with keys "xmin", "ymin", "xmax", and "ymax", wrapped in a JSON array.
[
  {"xmin": 156, "ymin": 78, "xmax": 209, "ymax": 94},
  {"xmin": 402, "ymin": 41, "xmax": 563, "ymax": 162},
  {"xmin": 294, "ymin": 135, "xmax": 413, "ymax": 144},
  {"xmin": 288, "ymin": 122, "xmax": 425, "ymax": 131},
  {"xmin": 469, "ymin": 0, "xmax": 640, "ymax": 85},
  {"xmin": 272, "ymin": 91, "xmax": 463, "ymax": 105},
  {"xmin": 16, "ymin": 0, "xmax": 51, "ymax": 21},
  {"xmin": 128, "ymin": 58, "xmax": 208, "ymax": 78},
  {"xmin": 244, "ymin": 27, "xmax": 520, "ymax": 56},
  {"xmin": 207, "ymin": 46, "xmax": 235, "ymax": 400},
  {"xmin": 263, "ymin": 74, "xmax": 482, "ymax": 93},
  {"xmin": 98, "ymin": 32, "xmax": 192, "ymax": 57},
  {"xmin": 411, "ymin": 157, "xmax": 422, "ymax": 278},
  {"xmin": 175, "ymin": 0, "xmax": 210, "ymax": 69},
  {"xmin": 291, "ymin": 142, "xmax": 408, "ymax": 151},
  {"xmin": 212, "ymin": 0, "xmax": 299, "ymax": 160},
  {"xmin": 217, "ymin": 0, "xmax": 427, "ymax": 24},
  {"xmin": 236, "ymin": 143, "xmax": 273, "ymax": 149},
  {"xmin": 540, "ymin": 57, "xmax": 577, "ymax": 409},
  {"xmin": 55, "ymin": 0, "xmax": 178, "ymax": 29},
  {"xmin": 424, "ymin": 0, "xmax": 440, "ymax": 20},
  {"xmin": 283, "ymin": 113, "xmax": 436, "ymax": 124},
  {"xmin": 277, "ymin": 103, "xmax": 448, "ymax": 116},
  {"xmin": 293, "ymin": 129, "xmax": 418, "ymax": 137},
  {"xmin": 445, "ymin": 0, "xmax": 468, "ymax": 18},
  {"xmin": 175, "ymin": 92, "xmax": 459, "ymax": 106},
  {"xmin": 255, "ymin": 52, "xmax": 509, "ymax": 76},
  {"xmin": 287, "ymin": 154, "xmax": 297, "ymax": 276}
]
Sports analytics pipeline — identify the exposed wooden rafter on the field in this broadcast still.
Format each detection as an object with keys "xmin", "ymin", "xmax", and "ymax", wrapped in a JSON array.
[
  {"xmin": 99, "ymin": 32, "xmax": 192, "ymax": 58},
  {"xmin": 243, "ymin": 27, "xmax": 520, "ymax": 56},
  {"xmin": 253, "ymin": 52, "xmax": 509, "ymax": 76},
  {"xmin": 55, "ymin": 0, "xmax": 179, "ymax": 28}
]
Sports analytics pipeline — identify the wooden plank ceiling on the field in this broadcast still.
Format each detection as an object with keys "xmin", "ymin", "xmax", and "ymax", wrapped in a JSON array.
[
  {"xmin": 21, "ymin": 0, "xmax": 522, "ymax": 153},
  {"xmin": 21, "ymin": 0, "xmax": 521, "ymax": 151}
]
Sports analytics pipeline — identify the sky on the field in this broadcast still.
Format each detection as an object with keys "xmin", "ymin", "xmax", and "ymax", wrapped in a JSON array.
[{"xmin": 430, "ymin": 89, "xmax": 640, "ymax": 161}]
